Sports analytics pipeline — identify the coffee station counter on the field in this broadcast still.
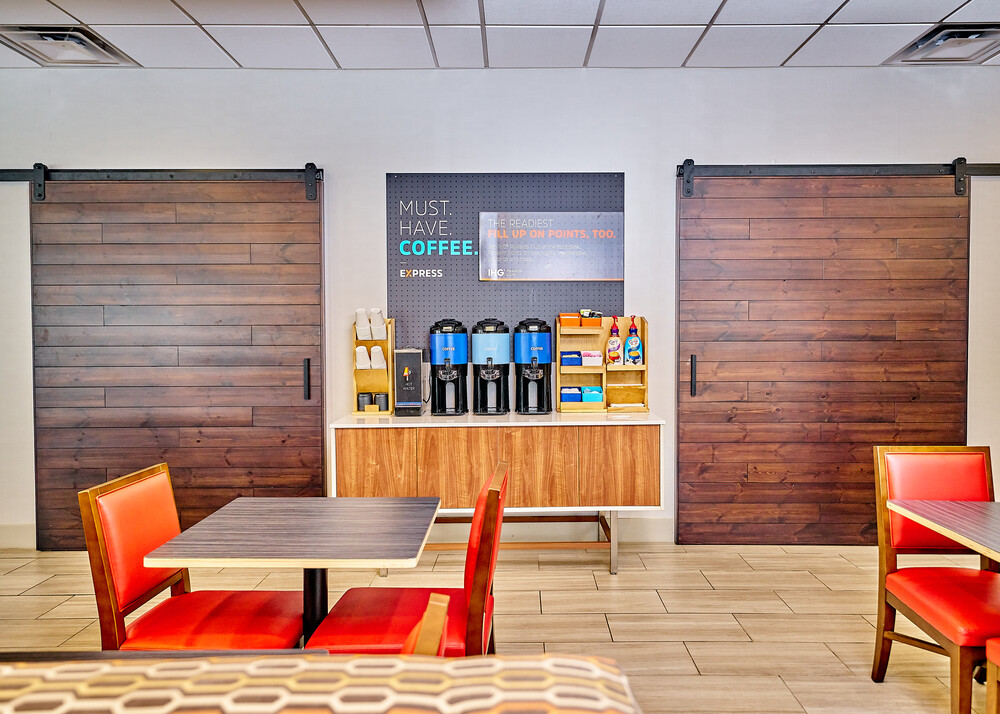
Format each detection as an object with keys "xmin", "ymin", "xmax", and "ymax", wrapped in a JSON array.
[{"xmin": 332, "ymin": 410, "xmax": 664, "ymax": 429}]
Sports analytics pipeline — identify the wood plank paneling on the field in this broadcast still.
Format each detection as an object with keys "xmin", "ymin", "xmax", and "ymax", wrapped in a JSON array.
[
  {"xmin": 31, "ymin": 180, "xmax": 323, "ymax": 549},
  {"xmin": 677, "ymin": 175, "xmax": 968, "ymax": 545}
]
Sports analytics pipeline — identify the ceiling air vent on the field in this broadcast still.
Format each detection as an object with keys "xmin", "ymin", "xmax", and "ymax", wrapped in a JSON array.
[
  {"xmin": 885, "ymin": 25, "xmax": 1000, "ymax": 65},
  {"xmin": 0, "ymin": 26, "xmax": 136, "ymax": 67}
]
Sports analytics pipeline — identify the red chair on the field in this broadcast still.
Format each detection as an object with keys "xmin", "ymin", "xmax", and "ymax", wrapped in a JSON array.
[
  {"xmin": 400, "ymin": 592, "xmax": 450, "ymax": 656},
  {"xmin": 79, "ymin": 463, "xmax": 303, "ymax": 651},
  {"xmin": 872, "ymin": 445, "xmax": 1000, "ymax": 714},
  {"xmin": 306, "ymin": 461, "xmax": 508, "ymax": 656}
]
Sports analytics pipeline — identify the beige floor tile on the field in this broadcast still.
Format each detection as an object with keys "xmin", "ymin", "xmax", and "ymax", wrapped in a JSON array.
[
  {"xmin": 435, "ymin": 550, "xmax": 539, "ymax": 571},
  {"xmin": 57, "ymin": 620, "xmax": 102, "ymax": 650},
  {"xmin": 4, "ymin": 559, "xmax": 94, "ymax": 576},
  {"xmin": 495, "ymin": 642, "xmax": 545, "ymax": 655},
  {"xmin": 538, "ymin": 550, "xmax": 643, "ymax": 570},
  {"xmin": 826, "ymin": 641, "xmax": 950, "ymax": 677},
  {"xmin": 619, "ymin": 542, "xmax": 687, "ymax": 553},
  {"xmin": 0, "ymin": 573, "xmax": 54, "ymax": 595},
  {"xmin": 35, "ymin": 595, "xmax": 95, "ymax": 619},
  {"xmin": 776, "ymin": 589, "xmax": 878, "ymax": 615},
  {"xmin": 783, "ymin": 675, "xmax": 954, "ymax": 713},
  {"xmin": 20, "ymin": 574, "xmax": 94, "ymax": 596},
  {"xmin": 687, "ymin": 641, "xmax": 851, "ymax": 676},
  {"xmin": 658, "ymin": 589, "xmax": 792, "ymax": 614},
  {"xmin": 0, "ymin": 595, "xmax": 70, "ymax": 619},
  {"xmin": 595, "ymin": 569, "xmax": 712, "ymax": 590},
  {"xmin": 781, "ymin": 545, "xmax": 876, "ymax": 557},
  {"xmin": 813, "ymin": 571, "xmax": 880, "ymax": 591},
  {"xmin": 493, "ymin": 571, "xmax": 597, "ymax": 591},
  {"xmin": 0, "ymin": 619, "xmax": 93, "ymax": 648},
  {"xmin": 494, "ymin": 590, "xmax": 541, "ymax": 615},
  {"xmin": 704, "ymin": 570, "xmax": 827, "ymax": 590},
  {"xmin": 546, "ymin": 641, "xmax": 699, "ymax": 675},
  {"xmin": 0, "ymin": 559, "xmax": 35, "ymax": 576},
  {"xmin": 608, "ymin": 613, "xmax": 749, "ymax": 642},
  {"xmin": 542, "ymin": 589, "xmax": 666, "ymax": 614},
  {"xmin": 186, "ymin": 573, "xmax": 266, "ymax": 590},
  {"xmin": 736, "ymin": 614, "xmax": 875, "ymax": 642},
  {"xmin": 638, "ymin": 552, "xmax": 752, "ymax": 571},
  {"xmin": 493, "ymin": 613, "xmax": 611, "ymax": 643},
  {"xmin": 627, "ymin": 675, "xmax": 803, "ymax": 712},
  {"xmin": 368, "ymin": 570, "xmax": 464, "ymax": 588},
  {"xmin": 684, "ymin": 544, "xmax": 791, "ymax": 556},
  {"xmin": 742, "ymin": 555, "xmax": 866, "ymax": 573}
]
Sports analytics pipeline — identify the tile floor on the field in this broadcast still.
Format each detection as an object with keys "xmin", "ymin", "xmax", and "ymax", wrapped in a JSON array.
[{"xmin": 0, "ymin": 543, "xmax": 987, "ymax": 713}]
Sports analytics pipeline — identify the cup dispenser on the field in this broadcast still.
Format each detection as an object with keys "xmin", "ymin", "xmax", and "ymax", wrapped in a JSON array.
[
  {"xmin": 429, "ymin": 318, "xmax": 468, "ymax": 416},
  {"xmin": 472, "ymin": 318, "xmax": 510, "ymax": 415},
  {"xmin": 514, "ymin": 318, "xmax": 552, "ymax": 415}
]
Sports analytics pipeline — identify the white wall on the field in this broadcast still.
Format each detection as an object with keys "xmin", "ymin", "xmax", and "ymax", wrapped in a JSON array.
[
  {"xmin": 1, "ymin": 66, "xmax": 998, "ymax": 545},
  {"xmin": 0, "ymin": 182, "xmax": 36, "ymax": 548},
  {"xmin": 968, "ymin": 177, "xmax": 1000, "ymax": 446}
]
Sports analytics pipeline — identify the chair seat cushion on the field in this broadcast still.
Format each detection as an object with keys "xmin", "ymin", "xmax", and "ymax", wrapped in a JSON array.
[
  {"xmin": 305, "ymin": 587, "xmax": 493, "ymax": 657},
  {"xmin": 886, "ymin": 568, "xmax": 1000, "ymax": 646},
  {"xmin": 122, "ymin": 590, "xmax": 303, "ymax": 650}
]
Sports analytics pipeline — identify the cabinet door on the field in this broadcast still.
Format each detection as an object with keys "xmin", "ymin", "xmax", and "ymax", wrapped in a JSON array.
[
  {"xmin": 499, "ymin": 427, "xmax": 578, "ymax": 507},
  {"xmin": 335, "ymin": 428, "xmax": 416, "ymax": 497},
  {"xmin": 579, "ymin": 425, "xmax": 659, "ymax": 507},
  {"xmin": 417, "ymin": 427, "xmax": 498, "ymax": 508}
]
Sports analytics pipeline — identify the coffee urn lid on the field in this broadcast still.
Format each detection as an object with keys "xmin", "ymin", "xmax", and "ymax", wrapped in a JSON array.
[
  {"xmin": 430, "ymin": 318, "xmax": 467, "ymax": 334},
  {"xmin": 472, "ymin": 318, "xmax": 509, "ymax": 334},
  {"xmin": 515, "ymin": 317, "xmax": 550, "ymax": 333}
]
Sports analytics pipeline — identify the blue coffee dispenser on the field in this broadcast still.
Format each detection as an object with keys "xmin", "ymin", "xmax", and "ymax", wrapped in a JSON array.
[
  {"xmin": 514, "ymin": 318, "xmax": 552, "ymax": 415},
  {"xmin": 429, "ymin": 318, "xmax": 468, "ymax": 415},
  {"xmin": 472, "ymin": 318, "xmax": 510, "ymax": 415}
]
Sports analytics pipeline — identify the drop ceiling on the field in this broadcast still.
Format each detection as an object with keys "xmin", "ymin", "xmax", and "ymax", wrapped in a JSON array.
[{"xmin": 0, "ymin": 0, "xmax": 998, "ymax": 69}]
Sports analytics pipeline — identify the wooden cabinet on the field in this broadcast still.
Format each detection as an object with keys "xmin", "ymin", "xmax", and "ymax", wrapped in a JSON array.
[
  {"xmin": 334, "ymin": 421, "xmax": 660, "ymax": 510},
  {"xmin": 499, "ymin": 426, "xmax": 578, "ymax": 508},
  {"xmin": 416, "ymin": 427, "xmax": 499, "ymax": 508},
  {"xmin": 579, "ymin": 425, "xmax": 660, "ymax": 507}
]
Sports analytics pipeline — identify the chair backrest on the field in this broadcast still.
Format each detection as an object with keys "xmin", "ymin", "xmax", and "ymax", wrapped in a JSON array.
[
  {"xmin": 874, "ymin": 446, "xmax": 993, "ymax": 556},
  {"xmin": 401, "ymin": 593, "xmax": 450, "ymax": 656},
  {"xmin": 78, "ymin": 463, "xmax": 190, "ymax": 649},
  {"xmin": 462, "ymin": 461, "xmax": 509, "ymax": 655}
]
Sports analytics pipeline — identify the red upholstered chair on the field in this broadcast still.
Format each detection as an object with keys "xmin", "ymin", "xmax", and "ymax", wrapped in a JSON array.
[
  {"xmin": 78, "ymin": 463, "xmax": 303, "ymax": 651},
  {"xmin": 400, "ymin": 592, "xmax": 450, "ymax": 656},
  {"xmin": 306, "ymin": 461, "xmax": 509, "ymax": 657},
  {"xmin": 872, "ymin": 445, "xmax": 1000, "ymax": 714}
]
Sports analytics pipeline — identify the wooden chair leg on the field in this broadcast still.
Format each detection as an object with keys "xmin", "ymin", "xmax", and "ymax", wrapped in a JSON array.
[
  {"xmin": 871, "ymin": 598, "xmax": 896, "ymax": 682},
  {"xmin": 951, "ymin": 646, "xmax": 976, "ymax": 714},
  {"xmin": 486, "ymin": 626, "xmax": 496, "ymax": 655},
  {"xmin": 988, "ymin": 660, "xmax": 1000, "ymax": 714}
]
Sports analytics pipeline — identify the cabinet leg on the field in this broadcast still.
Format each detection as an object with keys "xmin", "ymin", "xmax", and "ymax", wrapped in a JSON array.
[
  {"xmin": 609, "ymin": 511, "xmax": 618, "ymax": 575},
  {"xmin": 378, "ymin": 568, "xmax": 388, "ymax": 577}
]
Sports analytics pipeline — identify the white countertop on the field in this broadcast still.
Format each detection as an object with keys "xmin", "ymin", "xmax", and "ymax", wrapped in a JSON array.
[{"xmin": 331, "ymin": 410, "xmax": 665, "ymax": 428}]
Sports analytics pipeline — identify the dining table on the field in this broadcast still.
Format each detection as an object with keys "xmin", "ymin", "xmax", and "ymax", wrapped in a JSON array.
[
  {"xmin": 144, "ymin": 496, "xmax": 441, "ymax": 642},
  {"xmin": 887, "ymin": 499, "xmax": 1000, "ymax": 560}
]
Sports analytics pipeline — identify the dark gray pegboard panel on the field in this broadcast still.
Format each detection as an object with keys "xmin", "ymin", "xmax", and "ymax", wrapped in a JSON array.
[{"xmin": 387, "ymin": 173, "xmax": 625, "ymax": 347}]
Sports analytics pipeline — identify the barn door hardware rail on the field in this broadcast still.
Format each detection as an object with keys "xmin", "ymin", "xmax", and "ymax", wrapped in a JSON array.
[
  {"xmin": 0, "ymin": 163, "xmax": 324, "ymax": 201},
  {"xmin": 677, "ymin": 158, "xmax": 1000, "ymax": 197}
]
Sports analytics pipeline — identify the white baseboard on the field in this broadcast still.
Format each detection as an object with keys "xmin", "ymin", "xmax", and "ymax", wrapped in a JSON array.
[{"xmin": 0, "ymin": 524, "xmax": 36, "ymax": 550}]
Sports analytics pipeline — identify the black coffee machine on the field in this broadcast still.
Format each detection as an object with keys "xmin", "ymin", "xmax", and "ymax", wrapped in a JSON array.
[
  {"xmin": 471, "ymin": 318, "xmax": 510, "ymax": 415},
  {"xmin": 429, "ymin": 318, "xmax": 468, "ymax": 415},
  {"xmin": 514, "ymin": 318, "xmax": 552, "ymax": 415}
]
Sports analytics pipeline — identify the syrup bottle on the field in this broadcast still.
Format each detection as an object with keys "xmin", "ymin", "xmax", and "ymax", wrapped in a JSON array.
[
  {"xmin": 606, "ymin": 316, "xmax": 624, "ymax": 366},
  {"xmin": 625, "ymin": 315, "xmax": 643, "ymax": 365}
]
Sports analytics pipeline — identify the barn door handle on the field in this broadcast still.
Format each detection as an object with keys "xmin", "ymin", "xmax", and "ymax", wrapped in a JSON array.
[
  {"xmin": 303, "ymin": 358, "xmax": 311, "ymax": 400},
  {"xmin": 690, "ymin": 355, "xmax": 697, "ymax": 397}
]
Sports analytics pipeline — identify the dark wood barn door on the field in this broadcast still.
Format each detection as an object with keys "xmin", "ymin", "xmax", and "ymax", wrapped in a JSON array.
[
  {"xmin": 31, "ymin": 180, "xmax": 323, "ymax": 549},
  {"xmin": 677, "ymin": 174, "xmax": 969, "ymax": 544}
]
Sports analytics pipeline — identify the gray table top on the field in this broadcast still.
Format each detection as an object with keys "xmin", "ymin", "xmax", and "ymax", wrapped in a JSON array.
[
  {"xmin": 144, "ymin": 496, "xmax": 441, "ymax": 569},
  {"xmin": 888, "ymin": 499, "xmax": 1000, "ymax": 561}
]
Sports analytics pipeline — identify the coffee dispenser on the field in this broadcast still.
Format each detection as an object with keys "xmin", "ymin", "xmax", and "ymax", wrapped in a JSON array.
[
  {"xmin": 472, "ymin": 318, "xmax": 510, "ymax": 415},
  {"xmin": 429, "ymin": 319, "xmax": 468, "ymax": 415},
  {"xmin": 514, "ymin": 318, "xmax": 552, "ymax": 415}
]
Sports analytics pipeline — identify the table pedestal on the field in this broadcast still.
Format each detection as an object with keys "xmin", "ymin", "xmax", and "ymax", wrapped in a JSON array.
[{"xmin": 303, "ymin": 568, "xmax": 328, "ymax": 643}]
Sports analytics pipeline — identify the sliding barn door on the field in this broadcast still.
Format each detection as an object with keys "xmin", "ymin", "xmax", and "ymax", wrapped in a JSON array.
[
  {"xmin": 31, "ymin": 180, "xmax": 323, "ymax": 549},
  {"xmin": 677, "ymin": 174, "xmax": 969, "ymax": 544}
]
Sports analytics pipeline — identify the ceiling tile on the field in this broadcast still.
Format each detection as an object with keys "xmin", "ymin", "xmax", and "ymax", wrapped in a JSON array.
[
  {"xmin": 786, "ymin": 23, "xmax": 933, "ymax": 66},
  {"xmin": 174, "ymin": 0, "xmax": 307, "ymax": 25},
  {"xmin": 90, "ymin": 25, "xmax": 236, "ymax": 67},
  {"xmin": 49, "ymin": 0, "xmax": 192, "ymax": 24},
  {"xmin": 0, "ymin": 0, "xmax": 77, "ymax": 24},
  {"xmin": 687, "ymin": 24, "xmax": 818, "ymax": 66},
  {"xmin": 298, "ymin": 0, "xmax": 423, "ymax": 25},
  {"xmin": 204, "ymin": 25, "xmax": 334, "ymax": 68},
  {"xmin": 430, "ymin": 25, "xmax": 484, "ymax": 67},
  {"xmin": 486, "ymin": 26, "xmax": 591, "ymax": 67},
  {"xmin": 946, "ymin": 0, "xmax": 1000, "ymax": 22},
  {"xmin": 589, "ymin": 26, "xmax": 703, "ymax": 67},
  {"xmin": 422, "ymin": 0, "xmax": 481, "ymax": 25},
  {"xmin": 716, "ymin": 0, "xmax": 845, "ymax": 24},
  {"xmin": 832, "ymin": 0, "xmax": 968, "ymax": 24},
  {"xmin": 0, "ymin": 41, "xmax": 39, "ymax": 66},
  {"xmin": 318, "ymin": 25, "xmax": 433, "ymax": 68},
  {"xmin": 484, "ymin": 0, "xmax": 600, "ymax": 25},
  {"xmin": 600, "ymin": 0, "xmax": 722, "ymax": 25}
]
